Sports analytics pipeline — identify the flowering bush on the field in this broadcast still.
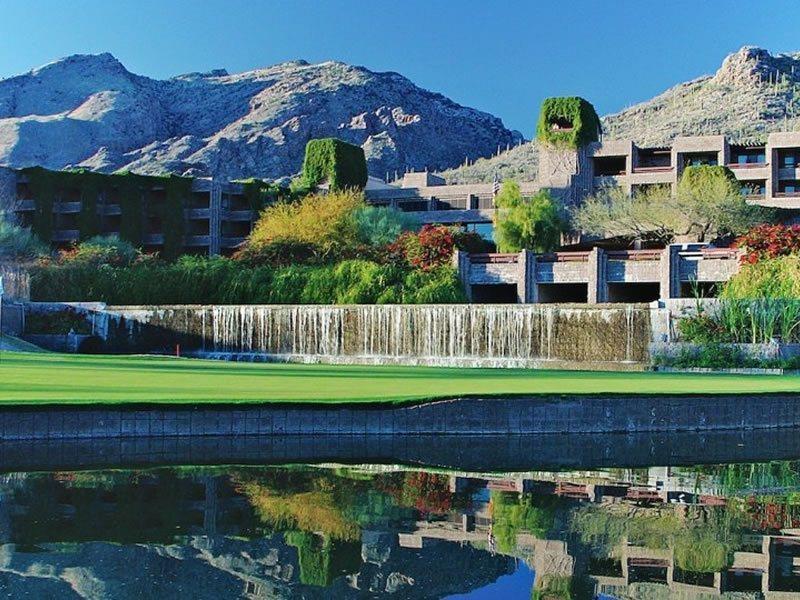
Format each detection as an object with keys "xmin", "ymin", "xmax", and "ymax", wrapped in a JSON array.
[
  {"xmin": 735, "ymin": 224, "xmax": 800, "ymax": 264},
  {"xmin": 389, "ymin": 224, "xmax": 455, "ymax": 271}
]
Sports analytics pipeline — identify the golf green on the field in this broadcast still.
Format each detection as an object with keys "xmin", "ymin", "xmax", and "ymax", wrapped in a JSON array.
[{"xmin": 1, "ymin": 351, "xmax": 799, "ymax": 405}]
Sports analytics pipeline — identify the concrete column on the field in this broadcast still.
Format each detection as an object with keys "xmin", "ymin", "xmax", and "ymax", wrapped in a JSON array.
[
  {"xmin": 587, "ymin": 248, "xmax": 606, "ymax": 304},
  {"xmin": 518, "ymin": 250, "xmax": 538, "ymax": 303},
  {"xmin": 659, "ymin": 245, "xmax": 681, "ymax": 300}
]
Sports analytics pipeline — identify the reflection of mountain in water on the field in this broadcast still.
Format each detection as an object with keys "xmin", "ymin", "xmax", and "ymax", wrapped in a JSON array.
[{"xmin": 0, "ymin": 462, "xmax": 799, "ymax": 598}]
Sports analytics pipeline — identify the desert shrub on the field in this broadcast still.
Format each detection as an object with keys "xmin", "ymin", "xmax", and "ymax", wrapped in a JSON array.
[
  {"xmin": 390, "ymin": 224, "xmax": 456, "ymax": 271},
  {"xmin": 244, "ymin": 190, "xmax": 364, "ymax": 261},
  {"xmin": 301, "ymin": 138, "xmax": 368, "ymax": 190},
  {"xmin": 234, "ymin": 240, "xmax": 325, "ymax": 266},
  {"xmin": 575, "ymin": 167, "xmax": 773, "ymax": 244},
  {"xmin": 494, "ymin": 182, "xmax": 564, "ymax": 252},
  {"xmin": 678, "ymin": 300, "xmax": 800, "ymax": 344},
  {"xmin": 0, "ymin": 211, "xmax": 45, "ymax": 260},
  {"xmin": 54, "ymin": 235, "xmax": 139, "ymax": 268},
  {"xmin": 353, "ymin": 205, "xmax": 415, "ymax": 247},
  {"xmin": 722, "ymin": 255, "xmax": 800, "ymax": 299},
  {"xmin": 674, "ymin": 535, "xmax": 731, "ymax": 573}
]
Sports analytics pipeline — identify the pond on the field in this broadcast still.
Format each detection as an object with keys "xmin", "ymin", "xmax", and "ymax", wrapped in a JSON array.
[{"xmin": 3, "ymin": 436, "xmax": 800, "ymax": 598}]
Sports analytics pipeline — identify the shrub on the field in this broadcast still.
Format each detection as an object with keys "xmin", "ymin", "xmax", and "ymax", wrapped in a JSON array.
[
  {"xmin": 735, "ymin": 224, "xmax": 800, "ymax": 264},
  {"xmin": 301, "ymin": 138, "xmax": 368, "ymax": 191},
  {"xmin": 234, "ymin": 240, "xmax": 325, "ymax": 266},
  {"xmin": 494, "ymin": 182, "xmax": 564, "ymax": 252},
  {"xmin": 353, "ymin": 205, "xmax": 415, "ymax": 247},
  {"xmin": 536, "ymin": 96, "xmax": 600, "ymax": 149},
  {"xmin": 54, "ymin": 235, "xmax": 139, "ymax": 268},
  {"xmin": 401, "ymin": 267, "xmax": 466, "ymax": 304},
  {"xmin": 452, "ymin": 230, "xmax": 494, "ymax": 253},
  {"xmin": 390, "ymin": 224, "xmax": 456, "ymax": 271},
  {"xmin": 0, "ymin": 211, "xmax": 46, "ymax": 260},
  {"xmin": 722, "ymin": 255, "xmax": 800, "ymax": 299},
  {"xmin": 674, "ymin": 535, "xmax": 730, "ymax": 573},
  {"xmin": 29, "ymin": 257, "xmax": 466, "ymax": 305},
  {"xmin": 244, "ymin": 190, "xmax": 364, "ymax": 261}
]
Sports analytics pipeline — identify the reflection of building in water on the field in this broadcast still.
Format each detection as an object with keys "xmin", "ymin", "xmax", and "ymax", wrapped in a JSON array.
[{"xmin": 440, "ymin": 474, "xmax": 800, "ymax": 598}]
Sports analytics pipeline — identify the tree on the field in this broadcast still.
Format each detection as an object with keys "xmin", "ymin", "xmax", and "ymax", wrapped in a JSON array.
[
  {"xmin": 493, "ymin": 181, "xmax": 564, "ymax": 253},
  {"xmin": 574, "ymin": 165, "xmax": 774, "ymax": 244}
]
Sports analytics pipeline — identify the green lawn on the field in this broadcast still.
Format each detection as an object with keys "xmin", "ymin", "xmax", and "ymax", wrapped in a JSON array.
[{"xmin": 1, "ymin": 351, "xmax": 800, "ymax": 406}]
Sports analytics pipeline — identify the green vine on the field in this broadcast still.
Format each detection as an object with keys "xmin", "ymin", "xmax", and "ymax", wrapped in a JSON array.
[
  {"xmin": 238, "ymin": 178, "xmax": 282, "ymax": 213},
  {"xmin": 536, "ymin": 97, "xmax": 601, "ymax": 149},
  {"xmin": 22, "ymin": 167, "xmax": 57, "ymax": 242},
  {"xmin": 163, "ymin": 175, "xmax": 192, "ymax": 260},
  {"xmin": 116, "ymin": 172, "xmax": 146, "ymax": 246},
  {"xmin": 20, "ymin": 167, "xmax": 192, "ymax": 260},
  {"xmin": 76, "ymin": 171, "xmax": 103, "ymax": 240},
  {"xmin": 301, "ymin": 138, "xmax": 368, "ymax": 190}
]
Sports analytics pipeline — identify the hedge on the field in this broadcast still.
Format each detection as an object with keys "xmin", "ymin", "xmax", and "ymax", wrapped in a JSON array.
[
  {"xmin": 29, "ymin": 257, "xmax": 467, "ymax": 305},
  {"xmin": 301, "ymin": 138, "xmax": 368, "ymax": 190},
  {"xmin": 535, "ymin": 97, "xmax": 601, "ymax": 149}
]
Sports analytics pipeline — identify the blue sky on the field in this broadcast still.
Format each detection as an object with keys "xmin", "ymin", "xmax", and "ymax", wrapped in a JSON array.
[{"xmin": 1, "ymin": 0, "xmax": 799, "ymax": 136}]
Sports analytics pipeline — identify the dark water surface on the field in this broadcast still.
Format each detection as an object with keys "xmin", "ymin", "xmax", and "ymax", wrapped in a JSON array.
[{"xmin": 2, "ymin": 434, "xmax": 800, "ymax": 598}]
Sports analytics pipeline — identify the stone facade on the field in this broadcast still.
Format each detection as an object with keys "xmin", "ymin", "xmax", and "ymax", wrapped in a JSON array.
[
  {"xmin": 458, "ymin": 244, "xmax": 740, "ymax": 303},
  {"xmin": 364, "ymin": 130, "xmax": 800, "ymax": 226}
]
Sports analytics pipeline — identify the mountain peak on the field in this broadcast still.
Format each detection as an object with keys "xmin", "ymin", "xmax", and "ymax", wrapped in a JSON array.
[
  {"xmin": 714, "ymin": 46, "xmax": 800, "ymax": 86},
  {"xmin": 30, "ymin": 52, "xmax": 129, "ymax": 77}
]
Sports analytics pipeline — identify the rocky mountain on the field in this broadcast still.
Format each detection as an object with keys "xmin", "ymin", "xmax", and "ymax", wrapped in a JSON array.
[
  {"xmin": 443, "ymin": 46, "xmax": 800, "ymax": 183},
  {"xmin": 0, "ymin": 53, "xmax": 520, "ymax": 180}
]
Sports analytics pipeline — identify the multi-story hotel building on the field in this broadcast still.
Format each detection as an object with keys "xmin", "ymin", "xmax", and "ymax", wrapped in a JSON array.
[{"xmin": 2, "ymin": 130, "xmax": 799, "ymax": 260}]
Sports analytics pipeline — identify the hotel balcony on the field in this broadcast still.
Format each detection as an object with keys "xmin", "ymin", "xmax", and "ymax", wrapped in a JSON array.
[
  {"xmin": 220, "ymin": 236, "xmax": 246, "ymax": 249},
  {"xmin": 52, "ymin": 201, "xmax": 82, "ymax": 214},
  {"xmin": 51, "ymin": 229, "xmax": 79, "ymax": 243},
  {"xmin": 221, "ymin": 209, "xmax": 254, "ymax": 222}
]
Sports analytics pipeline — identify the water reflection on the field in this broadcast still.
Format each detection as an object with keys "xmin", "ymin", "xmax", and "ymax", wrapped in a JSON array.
[{"xmin": 2, "ymin": 462, "xmax": 800, "ymax": 598}]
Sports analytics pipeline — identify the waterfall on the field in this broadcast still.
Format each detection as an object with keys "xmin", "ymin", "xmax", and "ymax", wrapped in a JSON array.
[{"xmin": 104, "ymin": 303, "xmax": 660, "ymax": 366}]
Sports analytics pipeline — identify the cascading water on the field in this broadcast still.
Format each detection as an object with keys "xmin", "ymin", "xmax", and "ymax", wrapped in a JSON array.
[{"xmin": 102, "ymin": 304, "xmax": 658, "ymax": 366}]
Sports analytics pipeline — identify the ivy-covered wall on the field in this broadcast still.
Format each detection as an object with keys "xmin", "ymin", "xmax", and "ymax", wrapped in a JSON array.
[
  {"xmin": 237, "ymin": 178, "xmax": 291, "ymax": 214},
  {"xmin": 535, "ymin": 97, "xmax": 601, "ymax": 149},
  {"xmin": 20, "ymin": 167, "xmax": 192, "ymax": 259},
  {"xmin": 301, "ymin": 138, "xmax": 368, "ymax": 191}
]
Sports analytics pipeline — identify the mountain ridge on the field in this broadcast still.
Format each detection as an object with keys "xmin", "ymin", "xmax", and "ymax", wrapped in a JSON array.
[
  {"xmin": 0, "ymin": 53, "xmax": 520, "ymax": 180},
  {"xmin": 443, "ymin": 46, "xmax": 800, "ymax": 183}
]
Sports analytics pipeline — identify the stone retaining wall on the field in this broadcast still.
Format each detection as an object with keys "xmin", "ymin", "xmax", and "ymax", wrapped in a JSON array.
[
  {"xmin": 2, "ymin": 429, "xmax": 800, "ymax": 473},
  {"xmin": 2, "ymin": 395, "xmax": 799, "ymax": 441}
]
